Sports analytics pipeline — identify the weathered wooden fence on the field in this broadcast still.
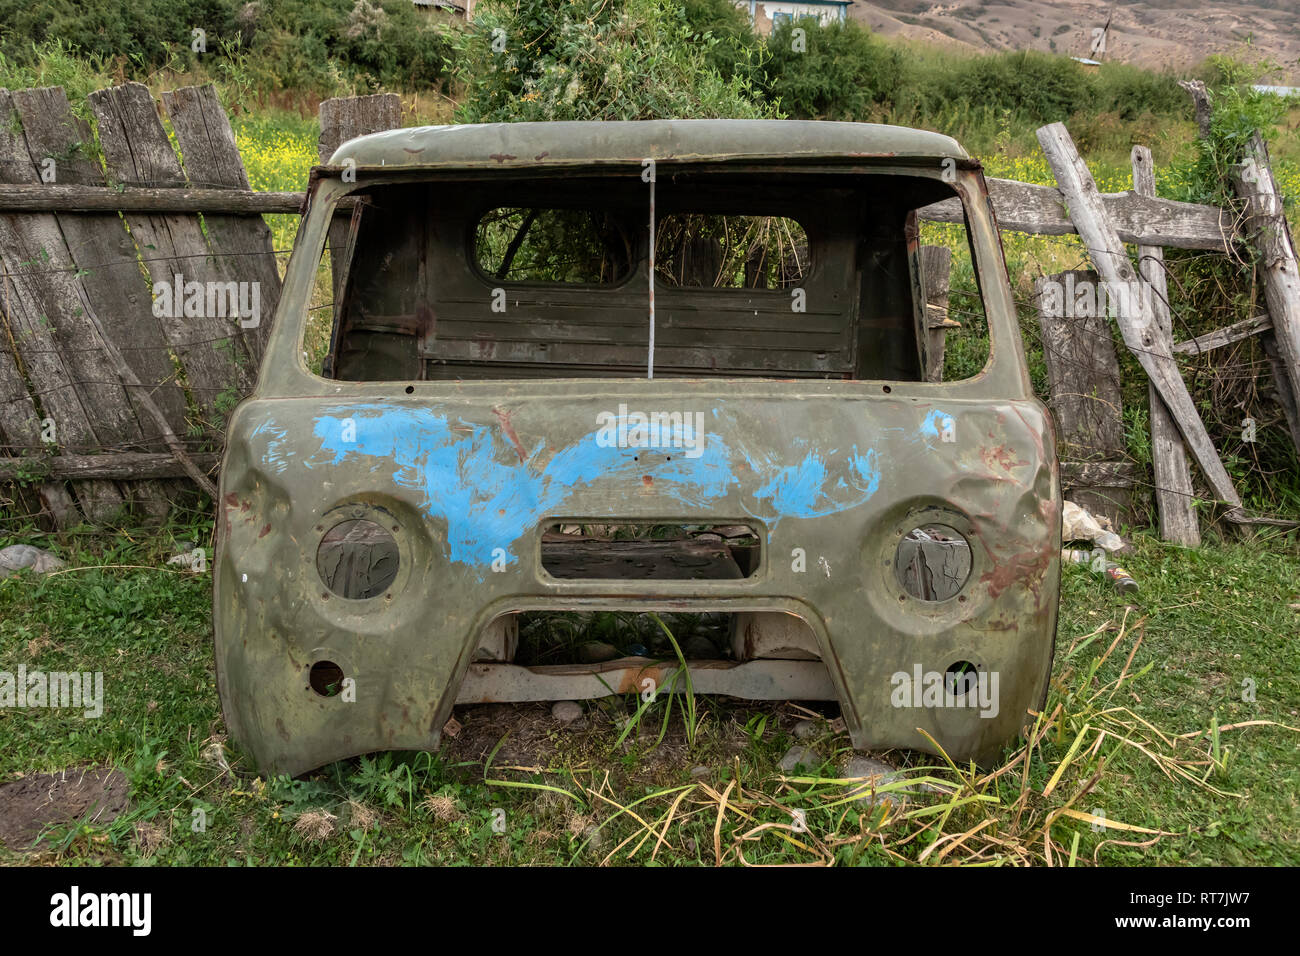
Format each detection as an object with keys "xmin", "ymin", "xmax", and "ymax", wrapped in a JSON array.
[{"xmin": 0, "ymin": 83, "xmax": 1297, "ymax": 541}]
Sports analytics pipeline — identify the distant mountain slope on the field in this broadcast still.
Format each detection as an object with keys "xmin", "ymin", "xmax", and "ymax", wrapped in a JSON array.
[{"xmin": 851, "ymin": 1, "xmax": 1300, "ymax": 82}]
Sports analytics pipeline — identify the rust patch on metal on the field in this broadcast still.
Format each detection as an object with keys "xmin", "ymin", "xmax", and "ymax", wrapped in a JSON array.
[
  {"xmin": 980, "ymin": 547, "xmax": 1051, "ymax": 600},
  {"xmin": 981, "ymin": 443, "xmax": 1028, "ymax": 473},
  {"xmin": 489, "ymin": 153, "xmax": 517, "ymax": 164}
]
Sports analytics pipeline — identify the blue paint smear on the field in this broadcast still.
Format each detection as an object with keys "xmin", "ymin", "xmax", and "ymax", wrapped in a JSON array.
[
  {"xmin": 263, "ymin": 404, "xmax": 885, "ymax": 569},
  {"xmin": 919, "ymin": 409, "xmax": 955, "ymax": 441},
  {"xmin": 250, "ymin": 419, "xmax": 291, "ymax": 474}
]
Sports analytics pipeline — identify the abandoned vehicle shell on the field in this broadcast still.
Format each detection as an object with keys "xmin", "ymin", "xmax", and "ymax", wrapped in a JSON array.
[{"xmin": 214, "ymin": 120, "xmax": 1059, "ymax": 777}]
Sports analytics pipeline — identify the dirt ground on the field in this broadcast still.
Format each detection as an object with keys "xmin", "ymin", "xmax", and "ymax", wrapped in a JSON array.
[{"xmin": 0, "ymin": 765, "xmax": 129, "ymax": 851}]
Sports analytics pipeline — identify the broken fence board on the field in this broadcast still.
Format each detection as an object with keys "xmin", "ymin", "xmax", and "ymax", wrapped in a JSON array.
[
  {"xmin": 1035, "ymin": 270, "xmax": 1134, "ymax": 527},
  {"xmin": 1172, "ymin": 314, "xmax": 1273, "ymax": 354}
]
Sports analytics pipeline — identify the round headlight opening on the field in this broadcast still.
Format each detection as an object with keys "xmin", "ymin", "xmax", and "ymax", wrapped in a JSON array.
[
  {"xmin": 895, "ymin": 523, "xmax": 971, "ymax": 602},
  {"xmin": 317, "ymin": 518, "xmax": 400, "ymax": 599}
]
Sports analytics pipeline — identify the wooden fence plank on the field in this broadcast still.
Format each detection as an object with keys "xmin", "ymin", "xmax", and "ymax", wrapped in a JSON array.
[
  {"xmin": 13, "ymin": 85, "xmax": 185, "ymax": 519},
  {"xmin": 318, "ymin": 94, "xmax": 402, "ymax": 325},
  {"xmin": 0, "ymin": 185, "xmax": 304, "ymax": 213},
  {"xmin": 1037, "ymin": 122, "xmax": 1246, "ymax": 520},
  {"xmin": 920, "ymin": 245, "xmax": 952, "ymax": 383},
  {"xmin": 1132, "ymin": 145, "xmax": 1199, "ymax": 547},
  {"xmin": 162, "ymin": 85, "xmax": 282, "ymax": 361},
  {"xmin": 89, "ymin": 82, "xmax": 254, "ymax": 438},
  {"xmin": 1035, "ymin": 270, "xmax": 1133, "ymax": 526},
  {"xmin": 0, "ymin": 313, "xmax": 81, "ymax": 526},
  {"xmin": 0, "ymin": 180, "xmax": 1238, "ymax": 255},
  {"xmin": 0, "ymin": 89, "xmax": 127, "ymax": 522},
  {"xmin": 919, "ymin": 177, "xmax": 1235, "ymax": 252},
  {"xmin": 1172, "ymin": 314, "xmax": 1272, "ymax": 354},
  {"xmin": 0, "ymin": 451, "xmax": 220, "ymax": 481}
]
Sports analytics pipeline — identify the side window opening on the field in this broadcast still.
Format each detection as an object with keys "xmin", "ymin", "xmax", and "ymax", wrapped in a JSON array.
[{"xmin": 309, "ymin": 173, "xmax": 990, "ymax": 384}]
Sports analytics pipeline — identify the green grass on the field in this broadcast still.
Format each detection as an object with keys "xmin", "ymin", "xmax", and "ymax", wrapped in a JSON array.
[{"xmin": 0, "ymin": 523, "xmax": 1296, "ymax": 865}]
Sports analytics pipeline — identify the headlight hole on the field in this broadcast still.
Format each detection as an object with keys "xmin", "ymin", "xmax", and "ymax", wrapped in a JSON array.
[
  {"xmin": 316, "ymin": 518, "xmax": 400, "ymax": 599},
  {"xmin": 895, "ymin": 523, "xmax": 971, "ymax": 602}
]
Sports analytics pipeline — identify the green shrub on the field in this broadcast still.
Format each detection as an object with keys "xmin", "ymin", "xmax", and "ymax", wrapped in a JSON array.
[
  {"xmin": 760, "ymin": 18, "xmax": 904, "ymax": 120},
  {"xmin": 941, "ymin": 50, "xmax": 1090, "ymax": 124},
  {"xmin": 0, "ymin": 0, "xmax": 228, "ymax": 71},
  {"xmin": 455, "ymin": 0, "xmax": 773, "ymax": 123}
]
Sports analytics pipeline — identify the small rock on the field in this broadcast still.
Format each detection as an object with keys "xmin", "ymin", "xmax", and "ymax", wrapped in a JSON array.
[
  {"xmin": 577, "ymin": 641, "xmax": 620, "ymax": 663},
  {"xmin": 0, "ymin": 545, "xmax": 64, "ymax": 581},
  {"xmin": 581, "ymin": 823, "xmax": 605, "ymax": 851},
  {"xmin": 551, "ymin": 700, "xmax": 582, "ymax": 723},
  {"xmin": 689, "ymin": 765, "xmax": 710, "ymax": 779},
  {"xmin": 682, "ymin": 635, "xmax": 718, "ymax": 659},
  {"xmin": 842, "ymin": 755, "xmax": 904, "ymax": 806},
  {"xmin": 792, "ymin": 719, "xmax": 819, "ymax": 740},
  {"xmin": 778, "ymin": 745, "xmax": 821, "ymax": 774}
]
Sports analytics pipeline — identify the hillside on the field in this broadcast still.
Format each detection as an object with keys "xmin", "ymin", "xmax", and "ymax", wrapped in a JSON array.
[{"xmin": 853, "ymin": 0, "xmax": 1300, "ymax": 82}]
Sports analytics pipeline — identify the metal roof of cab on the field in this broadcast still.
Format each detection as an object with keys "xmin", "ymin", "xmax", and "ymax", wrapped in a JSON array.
[{"xmin": 327, "ymin": 119, "xmax": 969, "ymax": 169}]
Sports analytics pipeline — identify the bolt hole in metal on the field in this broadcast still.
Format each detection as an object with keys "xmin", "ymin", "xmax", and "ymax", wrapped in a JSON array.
[
  {"xmin": 316, "ymin": 518, "xmax": 400, "ymax": 599},
  {"xmin": 895, "ymin": 523, "xmax": 972, "ymax": 601},
  {"xmin": 405, "ymin": 384, "xmax": 415, "ymax": 393},
  {"xmin": 309, "ymin": 660, "xmax": 346, "ymax": 697}
]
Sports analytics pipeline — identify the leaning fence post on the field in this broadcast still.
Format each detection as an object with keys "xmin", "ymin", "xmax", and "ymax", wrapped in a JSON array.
[
  {"xmin": 1131, "ymin": 146, "xmax": 1200, "ymax": 546},
  {"xmin": 1231, "ymin": 131, "xmax": 1300, "ymax": 452}
]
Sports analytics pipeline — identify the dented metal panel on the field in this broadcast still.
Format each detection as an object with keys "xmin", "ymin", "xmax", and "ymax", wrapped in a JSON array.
[{"xmin": 214, "ymin": 120, "xmax": 1059, "ymax": 778}]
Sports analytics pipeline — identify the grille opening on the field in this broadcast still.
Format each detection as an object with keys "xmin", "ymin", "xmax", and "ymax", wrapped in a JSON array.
[
  {"xmin": 540, "ymin": 522, "xmax": 762, "ymax": 580},
  {"xmin": 513, "ymin": 611, "xmax": 733, "ymax": 667},
  {"xmin": 460, "ymin": 610, "xmax": 834, "ymax": 704}
]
